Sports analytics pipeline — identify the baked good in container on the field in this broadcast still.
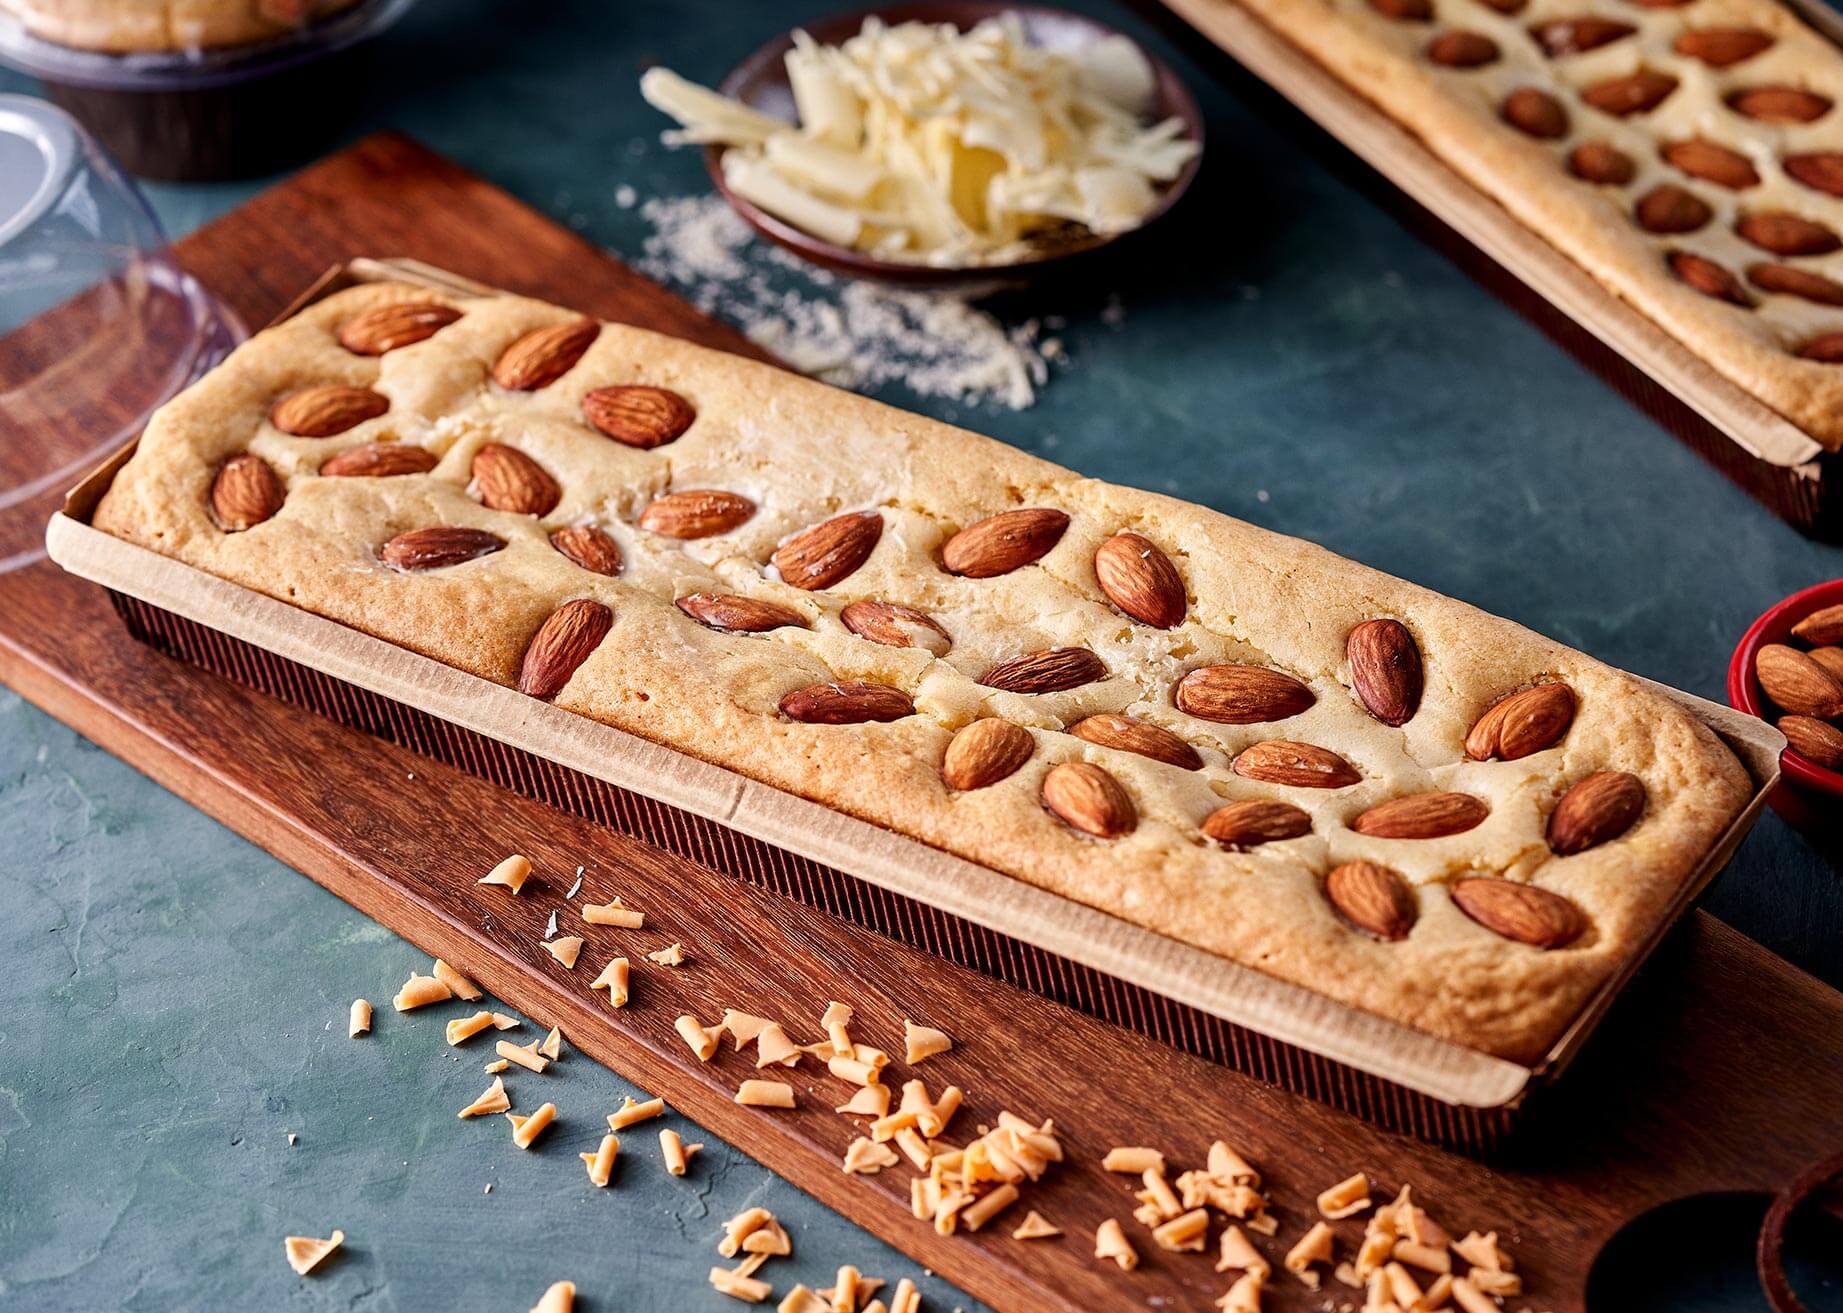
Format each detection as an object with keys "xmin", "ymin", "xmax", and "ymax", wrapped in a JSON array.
[
  {"xmin": 92, "ymin": 282, "xmax": 1751, "ymax": 1061},
  {"xmin": 1221, "ymin": 0, "xmax": 1843, "ymax": 446},
  {"xmin": 0, "ymin": 0, "xmax": 362, "ymax": 52}
]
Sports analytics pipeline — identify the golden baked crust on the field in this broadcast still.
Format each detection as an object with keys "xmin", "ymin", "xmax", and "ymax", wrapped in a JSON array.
[
  {"xmin": 0, "ymin": 0, "xmax": 361, "ymax": 52},
  {"xmin": 1219, "ymin": 0, "xmax": 1843, "ymax": 447},
  {"xmin": 93, "ymin": 283, "xmax": 1752, "ymax": 1062}
]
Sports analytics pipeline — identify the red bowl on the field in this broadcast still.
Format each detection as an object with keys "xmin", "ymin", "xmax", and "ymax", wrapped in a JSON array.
[
  {"xmin": 704, "ymin": 3, "xmax": 1205, "ymax": 288},
  {"xmin": 1728, "ymin": 577, "xmax": 1843, "ymax": 828}
]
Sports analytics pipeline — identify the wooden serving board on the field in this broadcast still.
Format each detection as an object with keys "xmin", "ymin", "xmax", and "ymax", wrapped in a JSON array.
[{"xmin": 3, "ymin": 135, "xmax": 1842, "ymax": 1313}]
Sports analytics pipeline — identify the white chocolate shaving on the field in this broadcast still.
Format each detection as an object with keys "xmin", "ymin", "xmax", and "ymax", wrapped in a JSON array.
[
  {"xmin": 843, "ymin": 1136, "xmax": 901, "ymax": 1174},
  {"xmin": 1217, "ymin": 1225, "xmax": 1271, "ymax": 1277},
  {"xmin": 1153, "ymin": 1207, "xmax": 1211, "ymax": 1252},
  {"xmin": 582, "ymin": 898, "xmax": 644, "ymax": 929},
  {"xmin": 496, "ymin": 1038, "xmax": 549, "ymax": 1074},
  {"xmin": 506, "ymin": 1101, "xmax": 556, "ymax": 1149},
  {"xmin": 431, "ymin": 958, "xmax": 482, "ymax": 1000},
  {"xmin": 580, "ymin": 1133, "xmax": 618, "ymax": 1187},
  {"xmin": 676, "ymin": 1014, "xmax": 721, "ymax": 1062},
  {"xmin": 755, "ymin": 1023, "xmax": 803, "ymax": 1069},
  {"xmin": 835, "ymin": 1085, "xmax": 891, "ymax": 1117},
  {"xmin": 777, "ymin": 1287, "xmax": 828, "ymax": 1313},
  {"xmin": 391, "ymin": 973, "xmax": 451, "ymax": 1011},
  {"xmin": 962, "ymin": 1181, "xmax": 1019, "ymax": 1231},
  {"xmin": 1103, "ymin": 1146, "xmax": 1165, "ymax": 1175},
  {"xmin": 902, "ymin": 1020, "xmax": 952, "ymax": 1064},
  {"xmin": 648, "ymin": 942, "xmax": 687, "ymax": 966},
  {"xmin": 284, "ymin": 1229, "xmax": 344, "ymax": 1276},
  {"xmin": 1095, "ymin": 1217, "xmax": 1138, "ymax": 1271},
  {"xmin": 543, "ymin": 936, "xmax": 583, "ymax": 969},
  {"xmin": 736, "ymin": 1079, "xmax": 796, "ymax": 1108},
  {"xmin": 1012, "ymin": 1209, "xmax": 1060, "ymax": 1240},
  {"xmin": 492, "ymin": 1012, "xmax": 519, "ymax": 1029},
  {"xmin": 1318, "ymin": 1171, "xmax": 1372, "ymax": 1220},
  {"xmin": 479, "ymin": 854, "xmax": 531, "ymax": 893},
  {"xmin": 710, "ymin": 1265, "xmax": 774, "ymax": 1303},
  {"xmin": 458, "ymin": 1076, "xmax": 511, "ymax": 1118},
  {"xmin": 608, "ymin": 1096, "xmax": 666, "ymax": 1130},
  {"xmin": 530, "ymin": 1281, "xmax": 574, "ymax": 1313},
  {"xmin": 485, "ymin": 1059, "xmax": 509, "ymax": 1074},
  {"xmin": 590, "ymin": 956, "xmax": 630, "ymax": 1008},
  {"xmin": 661, "ymin": 1128, "xmax": 702, "ymax": 1175},
  {"xmin": 348, "ymin": 999, "xmax": 371, "ymax": 1037},
  {"xmin": 1216, "ymin": 1270, "xmax": 1264, "ymax": 1313},
  {"xmin": 446, "ymin": 1011, "xmax": 497, "ymax": 1046},
  {"xmin": 538, "ymin": 1025, "xmax": 564, "ymax": 1060},
  {"xmin": 722, "ymin": 1009, "xmax": 774, "ymax": 1049},
  {"xmin": 1285, "ymin": 1222, "xmax": 1335, "ymax": 1290}
]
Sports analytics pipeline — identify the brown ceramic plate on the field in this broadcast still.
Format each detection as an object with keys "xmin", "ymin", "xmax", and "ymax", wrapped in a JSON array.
[{"xmin": 705, "ymin": 3, "xmax": 1204, "ymax": 287}]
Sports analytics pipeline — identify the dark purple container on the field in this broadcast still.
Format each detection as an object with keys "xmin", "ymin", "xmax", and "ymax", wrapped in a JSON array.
[{"xmin": 0, "ymin": 0, "xmax": 415, "ymax": 180}]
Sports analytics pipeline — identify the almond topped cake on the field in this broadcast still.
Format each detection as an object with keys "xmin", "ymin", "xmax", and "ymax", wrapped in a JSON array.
[
  {"xmin": 1215, "ymin": 0, "xmax": 1843, "ymax": 446},
  {"xmin": 0, "ymin": 0, "xmax": 361, "ymax": 52},
  {"xmin": 92, "ymin": 283, "xmax": 1751, "ymax": 1062}
]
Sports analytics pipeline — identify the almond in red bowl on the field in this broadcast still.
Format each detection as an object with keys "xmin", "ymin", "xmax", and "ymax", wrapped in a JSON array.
[{"xmin": 1729, "ymin": 577, "xmax": 1843, "ymax": 832}]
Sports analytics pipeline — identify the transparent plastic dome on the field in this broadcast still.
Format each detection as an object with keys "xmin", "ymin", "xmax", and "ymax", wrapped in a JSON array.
[{"xmin": 0, "ymin": 94, "xmax": 240, "ymax": 572}]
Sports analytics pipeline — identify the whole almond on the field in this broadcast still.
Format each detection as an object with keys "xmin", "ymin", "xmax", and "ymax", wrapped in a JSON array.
[
  {"xmin": 1325, "ymin": 862, "xmax": 1417, "ymax": 941},
  {"xmin": 1233, "ymin": 741, "xmax": 1361, "ymax": 789},
  {"xmin": 779, "ymin": 681, "xmax": 915, "ymax": 724},
  {"xmin": 337, "ymin": 301, "xmax": 461, "ymax": 355},
  {"xmin": 517, "ymin": 598, "xmax": 613, "ymax": 700},
  {"xmin": 1040, "ymin": 762, "xmax": 1136, "ymax": 838},
  {"xmin": 1804, "ymin": 333, "xmax": 1843, "ymax": 362},
  {"xmin": 549, "ymin": 524, "xmax": 623, "ymax": 576},
  {"xmin": 320, "ymin": 442, "xmax": 438, "ymax": 477},
  {"xmin": 1070, "ymin": 714, "xmax": 1203, "ymax": 770},
  {"xmin": 1809, "ymin": 646, "xmax": 1843, "ymax": 681},
  {"xmin": 1636, "ymin": 185, "xmax": 1713, "ymax": 234},
  {"xmin": 1727, "ymin": 86, "xmax": 1832, "ymax": 123},
  {"xmin": 210, "ymin": 454, "xmax": 284, "ymax": 531},
  {"xmin": 1200, "ymin": 799, "xmax": 1313, "ymax": 849},
  {"xmin": 472, "ymin": 443, "xmax": 560, "ymax": 516},
  {"xmin": 379, "ymin": 526, "xmax": 506, "ymax": 571},
  {"xmin": 675, "ymin": 592, "xmax": 806, "ymax": 633},
  {"xmin": 1347, "ymin": 619, "xmax": 1423, "ymax": 726},
  {"xmin": 1501, "ymin": 87, "xmax": 1569, "ymax": 138},
  {"xmin": 1582, "ymin": 70, "xmax": 1679, "ymax": 116},
  {"xmin": 1451, "ymin": 877, "xmax": 1587, "ymax": 949},
  {"xmin": 1528, "ymin": 17, "xmax": 1633, "ymax": 55},
  {"xmin": 1670, "ymin": 251, "xmax": 1752, "ymax": 305},
  {"xmin": 1175, "ymin": 665, "xmax": 1315, "ymax": 724},
  {"xmin": 1351, "ymin": 792, "xmax": 1488, "ymax": 839},
  {"xmin": 941, "ymin": 719, "xmax": 1035, "ymax": 790},
  {"xmin": 1426, "ymin": 29, "xmax": 1500, "ymax": 66},
  {"xmin": 980, "ymin": 648, "xmax": 1107, "ymax": 694},
  {"xmin": 1093, "ymin": 532, "xmax": 1186, "ymax": 628},
  {"xmin": 841, "ymin": 600, "xmax": 951, "ymax": 654},
  {"xmin": 1673, "ymin": 26, "xmax": 1773, "ymax": 66},
  {"xmin": 271, "ymin": 385, "xmax": 389, "ymax": 437},
  {"xmin": 1568, "ymin": 141, "xmax": 1637, "ymax": 185},
  {"xmin": 1547, "ymin": 770, "xmax": 1646, "ymax": 854},
  {"xmin": 1786, "ymin": 153, "xmax": 1843, "ymax": 198},
  {"xmin": 1750, "ymin": 263, "xmax": 1843, "ymax": 307},
  {"xmin": 1780, "ymin": 714, "xmax": 1843, "ymax": 769},
  {"xmin": 941, "ymin": 508, "xmax": 1069, "ymax": 578},
  {"xmin": 1756, "ymin": 643, "xmax": 1843, "ymax": 718},
  {"xmin": 638, "ymin": 489, "xmax": 755, "ymax": 539},
  {"xmin": 1735, "ymin": 213, "xmax": 1840, "ymax": 258},
  {"xmin": 492, "ymin": 318, "xmax": 599, "ymax": 390},
  {"xmin": 581, "ymin": 385, "xmax": 695, "ymax": 449},
  {"xmin": 773, "ymin": 511, "xmax": 882, "ymax": 590},
  {"xmin": 1465, "ymin": 683, "xmax": 1575, "ymax": 760}
]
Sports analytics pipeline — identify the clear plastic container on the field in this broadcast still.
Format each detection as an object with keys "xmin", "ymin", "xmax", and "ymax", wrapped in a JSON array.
[
  {"xmin": 0, "ymin": 0, "xmax": 417, "ymax": 179},
  {"xmin": 0, "ymin": 94, "xmax": 240, "ymax": 572}
]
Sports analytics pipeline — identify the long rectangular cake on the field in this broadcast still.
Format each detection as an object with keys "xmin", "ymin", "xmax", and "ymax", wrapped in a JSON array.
[
  {"xmin": 92, "ymin": 282, "xmax": 1751, "ymax": 1062},
  {"xmin": 1217, "ymin": 0, "xmax": 1843, "ymax": 445}
]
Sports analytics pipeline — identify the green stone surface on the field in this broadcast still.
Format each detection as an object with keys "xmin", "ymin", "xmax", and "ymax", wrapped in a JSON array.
[{"xmin": 3, "ymin": 1, "xmax": 1840, "ymax": 1310}]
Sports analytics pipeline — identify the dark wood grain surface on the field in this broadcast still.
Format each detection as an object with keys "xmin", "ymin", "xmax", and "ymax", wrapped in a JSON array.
[{"xmin": 2, "ymin": 134, "xmax": 1840, "ymax": 1313}]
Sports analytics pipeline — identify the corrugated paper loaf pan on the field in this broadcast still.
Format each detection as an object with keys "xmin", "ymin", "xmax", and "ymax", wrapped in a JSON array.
[
  {"xmin": 47, "ymin": 259, "xmax": 1785, "ymax": 1154},
  {"xmin": 1141, "ymin": 0, "xmax": 1843, "ymax": 539}
]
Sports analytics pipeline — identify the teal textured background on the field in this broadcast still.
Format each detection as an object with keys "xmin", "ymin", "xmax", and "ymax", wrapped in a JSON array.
[{"xmin": 3, "ymin": 1, "xmax": 1840, "ymax": 1309}]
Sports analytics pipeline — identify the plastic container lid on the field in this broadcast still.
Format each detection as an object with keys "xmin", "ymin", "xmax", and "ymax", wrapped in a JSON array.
[
  {"xmin": 0, "ymin": 0, "xmax": 415, "ymax": 91},
  {"xmin": 0, "ymin": 94, "xmax": 240, "ymax": 572}
]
